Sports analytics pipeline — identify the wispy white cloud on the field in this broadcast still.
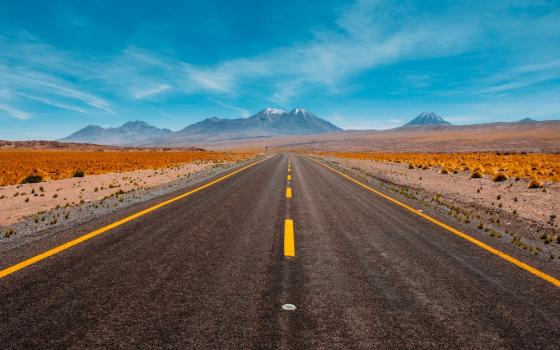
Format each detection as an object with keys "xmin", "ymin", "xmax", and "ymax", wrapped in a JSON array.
[
  {"xmin": 0, "ymin": 103, "xmax": 31, "ymax": 120},
  {"xmin": 37, "ymin": 80, "xmax": 114, "ymax": 114},
  {"xmin": 18, "ymin": 93, "xmax": 88, "ymax": 114},
  {"xmin": 0, "ymin": 33, "xmax": 113, "ymax": 116},
  {"xmin": 208, "ymin": 98, "xmax": 251, "ymax": 117},
  {"xmin": 462, "ymin": 58, "xmax": 560, "ymax": 95},
  {"xmin": 133, "ymin": 84, "xmax": 171, "ymax": 99}
]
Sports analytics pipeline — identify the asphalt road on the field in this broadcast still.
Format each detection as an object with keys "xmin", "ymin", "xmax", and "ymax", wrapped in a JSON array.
[{"xmin": 1, "ymin": 154, "xmax": 559, "ymax": 349}]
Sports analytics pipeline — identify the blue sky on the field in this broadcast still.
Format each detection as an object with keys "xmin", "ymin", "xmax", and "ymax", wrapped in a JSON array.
[{"xmin": 1, "ymin": 0, "xmax": 559, "ymax": 139}]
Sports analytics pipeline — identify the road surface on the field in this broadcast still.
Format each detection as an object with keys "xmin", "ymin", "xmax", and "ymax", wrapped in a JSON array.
[{"xmin": 1, "ymin": 154, "xmax": 559, "ymax": 349}]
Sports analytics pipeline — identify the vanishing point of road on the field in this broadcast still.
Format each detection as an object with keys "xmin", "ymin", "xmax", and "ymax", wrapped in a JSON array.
[{"xmin": 1, "ymin": 154, "xmax": 559, "ymax": 349}]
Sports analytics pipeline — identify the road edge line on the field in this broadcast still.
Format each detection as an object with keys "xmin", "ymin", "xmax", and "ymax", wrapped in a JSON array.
[
  {"xmin": 306, "ymin": 155, "xmax": 560, "ymax": 288},
  {"xmin": 0, "ymin": 157, "xmax": 266, "ymax": 279}
]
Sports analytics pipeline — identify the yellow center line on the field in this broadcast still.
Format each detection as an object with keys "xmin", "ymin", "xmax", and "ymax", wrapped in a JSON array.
[
  {"xmin": 286, "ymin": 187, "xmax": 292, "ymax": 198},
  {"xmin": 0, "ymin": 158, "xmax": 266, "ymax": 279},
  {"xmin": 287, "ymin": 174, "xmax": 292, "ymax": 181},
  {"xmin": 284, "ymin": 219, "xmax": 295, "ymax": 257},
  {"xmin": 307, "ymin": 156, "xmax": 560, "ymax": 288}
]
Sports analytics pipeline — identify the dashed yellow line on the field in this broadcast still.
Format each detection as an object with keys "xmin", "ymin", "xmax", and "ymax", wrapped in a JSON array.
[
  {"xmin": 0, "ymin": 158, "xmax": 265, "ymax": 279},
  {"xmin": 287, "ymin": 174, "xmax": 292, "ymax": 181},
  {"xmin": 307, "ymin": 156, "xmax": 560, "ymax": 288},
  {"xmin": 286, "ymin": 187, "xmax": 292, "ymax": 198},
  {"xmin": 284, "ymin": 219, "xmax": 295, "ymax": 257}
]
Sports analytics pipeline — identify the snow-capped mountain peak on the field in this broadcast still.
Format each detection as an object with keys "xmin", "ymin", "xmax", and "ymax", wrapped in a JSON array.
[
  {"xmin": 404, "ymin": 112, "xmax": 452, "ymax": 126},
  {"xmin": 291, "ymin": 108, "xmax": 307, "ymax": 114},
  {"xmin": 264, "ymin": 107, "xmax": 285, "ymax": 114}
]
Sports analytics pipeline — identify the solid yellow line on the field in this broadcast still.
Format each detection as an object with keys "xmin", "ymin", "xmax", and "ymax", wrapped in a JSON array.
[
  {"xmin": 284, "ymin": 219, "xmax": 295, "ymax": 257},
  {"xmin": 307, "ymin": 156, "xmax": 560, "ymax": 288},
  {"xmin": 0, "ymin": 158, "xmax": 265, "ymax": 279},
  {"xmin": 287, "ymin": 174, "xmax": 292, "ymax": 181},
  {"xmin": 286, "ymin": 187, "xmax": 292, "ymax": 198}
]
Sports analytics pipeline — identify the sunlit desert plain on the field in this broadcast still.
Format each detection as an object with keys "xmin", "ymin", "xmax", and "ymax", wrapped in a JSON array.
[{"xmin": 0, "ymin": 149, "xmax": 255, "ymax": 186}]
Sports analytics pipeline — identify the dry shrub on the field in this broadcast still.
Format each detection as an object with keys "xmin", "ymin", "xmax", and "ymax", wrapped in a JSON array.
[
  {"xmin": 471, "ymin": 171, "xmax": 483, "ymax": 179},
  {"xmin": 440, "ymin": 168, "xmax": 449, "ymax": 174},
  {"xmin": 20, "ymin": 175, "xmax": 43, "ymax": 184},
  {"xmin": 492, "ymin": 173, "xmax": 508, "ymax": 182},
  {"xmin": 528, "ymin": 179, "xmax": 543, "ymax": 189}
]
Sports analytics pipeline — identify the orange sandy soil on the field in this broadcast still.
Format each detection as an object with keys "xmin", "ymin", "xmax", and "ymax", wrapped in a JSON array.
[{"xmin": 0, "ymin": 150, "xmax": 255, "ymax": 186}]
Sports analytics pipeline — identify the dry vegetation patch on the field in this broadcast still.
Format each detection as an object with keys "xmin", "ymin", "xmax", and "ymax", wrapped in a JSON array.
[
  {"xmin": 318, "ymin": 152, "xmax": 560, "ymax": 183},
  {"xmin": 0, "ymin": 150, "xmax": 255, "ymax": 186}
]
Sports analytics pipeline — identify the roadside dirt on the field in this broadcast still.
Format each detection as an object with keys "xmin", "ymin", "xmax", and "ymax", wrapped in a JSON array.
[{"xmin": 0, "ymin": 162, "xmax": 211, "ymax": 226}]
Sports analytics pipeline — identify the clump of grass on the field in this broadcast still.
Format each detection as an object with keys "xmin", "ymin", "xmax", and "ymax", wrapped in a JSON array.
[
  {"xmin": 540, "ymin": 234, "xmax": 553, "ymax": 244},
  {"xmin": 408, "ymin": 163, "xmax": 414, "ymax": 169},
  {"xmin": 3, "ymin": 228, "xmax": 16, "ymax": 238},
  {"xmin": 492, "ymin": 173, "xmax": 508, "ymax": 182},
  {"xmin": 471, "ymin": 171, "xmax": 483, "ymax": 179},
  {"xmin": 440, "ymin": 168, "xmax": 449, "ymax": 174},
  {"xmin": 73, "ymin": 170, "xmax": 85, "ymax": 178},
  {"xmin": 20, "ymin": 175, "xmax": 43, "ymax": 184},
  {"xmin": 528, "ymin": 179, "xmax": 543, "ymax": 189}
]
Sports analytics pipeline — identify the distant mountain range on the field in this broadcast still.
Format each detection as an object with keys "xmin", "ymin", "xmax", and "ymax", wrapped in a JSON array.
[
  {"xmin": 60, "ymin": 121, "xmax": 172, "ymax": 145},
  {"xmin": 58, "ymin": 108, "xmax": 550, "ymax": 147},
  {"xmin": 402, "ymin": 113, "xmax": 538, "ymax": 127},
  {"xmin": 59, "ymin": 108, "xmax": 342, "ymax": 146}
]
